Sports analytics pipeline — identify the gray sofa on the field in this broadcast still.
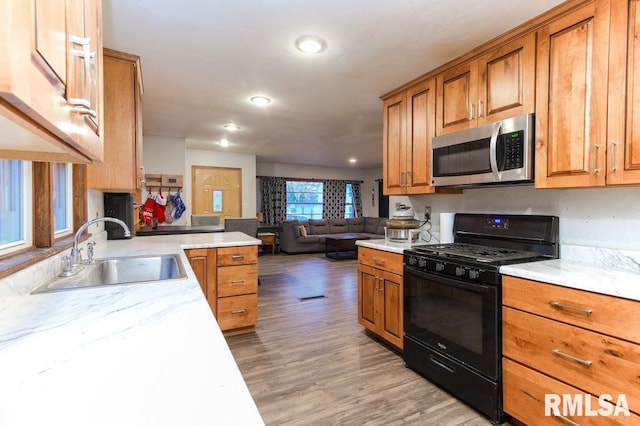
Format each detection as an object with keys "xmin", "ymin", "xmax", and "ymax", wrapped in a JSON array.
[{"xmin": 279, "ymin": 217, "xmax": 387, "ymax": 254}]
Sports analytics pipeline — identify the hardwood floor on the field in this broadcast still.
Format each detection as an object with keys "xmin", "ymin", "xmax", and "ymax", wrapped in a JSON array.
[{"xmin": 226, "ymin": 252, "xmax": 499, "ymax": 425}]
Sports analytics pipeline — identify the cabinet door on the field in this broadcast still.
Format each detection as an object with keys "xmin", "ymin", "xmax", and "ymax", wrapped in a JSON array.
[
  {"xmin": 357, "ymin": 264, "xmax": 379, "ymax": 331},
  {"xmin": 535, "ymin": 1, "xmax": 609, "ymax": 188},
  {"xmin": 405, "ymin": 78, "xmax": 437, "ymax": 194},
  {"xmin": 87, "ymin": 49, "xmax": 142, "ymax": 191},
  {"xmin": 380, "ymin": 270, "xmax": 403, "ymax": 349},
  {"xmin": 608, "ymin": 0, "xmax": 640, "ymax": 185},
  {"xmin": 382, "ymin": 92, "xmax": 406, "ymax": 195},
  {"xmin": 436, "ymin": 60, "xmax": 478, "ymax": 135},
  {"xmin": 66, "ymin": 0, "xmax": 103, "ymax": 161},
  {"xmin": 477, "ymin": 32, "xmax": 535, "ymax": 126},
  {"xmin": 185, "ymin": 248, "xmax": 217, "ymax": 315}
]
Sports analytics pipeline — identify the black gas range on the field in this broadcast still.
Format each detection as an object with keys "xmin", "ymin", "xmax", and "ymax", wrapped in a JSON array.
[{"xmin": 403, "ymin": 214, "xmax": 559, "ymax": 424}]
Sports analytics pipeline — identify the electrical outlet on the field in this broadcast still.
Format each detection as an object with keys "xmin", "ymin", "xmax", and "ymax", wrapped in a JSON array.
[{"xmin": 424, "ymin": 206, "xmax": 431, "ymax": 221}]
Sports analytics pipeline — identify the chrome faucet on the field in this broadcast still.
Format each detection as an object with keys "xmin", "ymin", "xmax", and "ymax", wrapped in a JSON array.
[{"xmin": 70, "ymin": 217, "xmax": 131, "ymax": 267}]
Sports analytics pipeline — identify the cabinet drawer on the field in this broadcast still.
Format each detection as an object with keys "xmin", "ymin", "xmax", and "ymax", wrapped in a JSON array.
[
  {"xmin": 217, "ymin": 246, "xmax": 258, "ymax": 266},
  {"xmin": 503, "ymin": 307, "xmax": 640, "ymax": 414},
  {"xmin": 217, "ymin": 264, "xmax": 258, "ymax": 297},
  {"xmin": 217, "ymin": 294, "xmax": 258, "ymax": 331},
  {"xmin": 504, "ymin": 358, "xmax": 638, "ymax": 425},
  {"xmin": 503, "ymin": 276, "xmax": 640, "ymax": 343},
  {"xmin": 358, "ymin": 247, "xmax": 403, "ymax": 275}
]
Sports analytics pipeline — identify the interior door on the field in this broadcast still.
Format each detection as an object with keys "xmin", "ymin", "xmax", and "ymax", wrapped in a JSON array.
[{"xmin": 192, "ymin": 166, "xmax": 242, "ymax": 222}]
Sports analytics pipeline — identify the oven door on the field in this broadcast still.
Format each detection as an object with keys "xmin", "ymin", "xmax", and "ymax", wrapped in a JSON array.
[{"xmin": 403, "ymin": 265, "xmax": 500, "ymax": 379}]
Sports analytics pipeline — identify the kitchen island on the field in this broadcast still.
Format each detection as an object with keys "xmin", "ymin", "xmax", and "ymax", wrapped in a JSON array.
[{"xmin": 0, "ymin": 232, "xmax": 264, "ymax": 426}]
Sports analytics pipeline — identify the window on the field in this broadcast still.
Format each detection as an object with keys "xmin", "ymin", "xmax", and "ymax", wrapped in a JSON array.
[
  {"xmin": 53, "ymin": 163, "xmax": 72, "ymax": 235},
  {"xmin": 0, "ymin": 160, "xmax": 32, "ymax": 255},
  {"xmin": 345, "ymin": 183, "xmax": 356, "ymax": 218},
  {"xmin": 286, "ymin": 181, "xmax": 323, "ymax": 220}
]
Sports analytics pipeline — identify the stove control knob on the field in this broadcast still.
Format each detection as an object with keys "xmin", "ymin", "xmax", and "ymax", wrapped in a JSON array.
[
  {"xmin": 418, "ymin": 258, "xmax": 427, "ymax": 268},
  {"xmin": 455, "ymin": 266, "xmax": 465, "ymax": 277},
  {"xmin": 468, "ymin": 269, "xmax": 480, "ymax": 280},
  {"xmin": 408, "ymin": 256, "xmax": 418, "ymax": 266},
  {"xmin": 435, "ymin": 262, "xmax": 445, "ymax": 272}
]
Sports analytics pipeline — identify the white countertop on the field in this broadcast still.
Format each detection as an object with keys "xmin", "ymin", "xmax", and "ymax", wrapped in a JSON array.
[
  {"xmin": 358, "ymin": 239, "xmax": 640, "ymax": 302},
  {"xmin": 500, "ymin": 259, "xmax": 640, "ymax": 302},
  {"xmin": 0, "ymin": 232, "xmax": 264, "ymax": 426}
]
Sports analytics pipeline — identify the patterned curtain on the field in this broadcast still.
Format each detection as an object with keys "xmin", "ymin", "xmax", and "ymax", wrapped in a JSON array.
[
  {"xmin": 322, "ymin": 180, "xmax": 346, "ymax": 219},
  {"xmin": 260, "ymin": 177, "xmax": 287, "ymax": 224},
  {"xmin": 352, "ymin": 182, "xmax": 363, "ymax": 217}
]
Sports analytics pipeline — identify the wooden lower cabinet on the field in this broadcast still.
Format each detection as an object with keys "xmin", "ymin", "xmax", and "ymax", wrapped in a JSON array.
[
  {"xmin": 184, "ymin": 245, "xmax": 258, "ymax": 335},
  {"xmin": 357, "ymin": 247, "xmax": 403, "ymax": 350},
  {"xmin": 503, "ymin": 275, "xmax": 640, "ymax": 424}
]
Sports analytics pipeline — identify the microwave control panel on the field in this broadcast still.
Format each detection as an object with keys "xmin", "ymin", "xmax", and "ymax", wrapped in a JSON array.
[{"xmin": 500, "ymin": 130, "xmax": 524, "ymax": 170}]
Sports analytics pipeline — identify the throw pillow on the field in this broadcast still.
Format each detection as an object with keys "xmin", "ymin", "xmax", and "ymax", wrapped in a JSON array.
[{"xmin": 299, "ymin": 225, "xmax": 308, "ymax": 237}]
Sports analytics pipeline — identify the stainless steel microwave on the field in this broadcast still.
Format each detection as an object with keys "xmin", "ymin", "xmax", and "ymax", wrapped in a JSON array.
[{"xmin": 431, "ymin": 113, "xmax": 534, "ymax": 187}]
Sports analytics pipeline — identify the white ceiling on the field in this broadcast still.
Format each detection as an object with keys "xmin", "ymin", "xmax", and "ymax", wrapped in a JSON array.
[{"xmin": 102, "ymin": 0, "xmax": 565, "ymax": 169}]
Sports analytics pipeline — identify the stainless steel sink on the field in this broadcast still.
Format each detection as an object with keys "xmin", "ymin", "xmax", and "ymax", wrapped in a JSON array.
[{"xmin": 32, "ymin": 254, "xmax": 188, "ymax": 294}]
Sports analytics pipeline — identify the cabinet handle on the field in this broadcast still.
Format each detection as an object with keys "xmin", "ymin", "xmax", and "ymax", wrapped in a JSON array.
[
  {"xmin": 593, "ymin": 144, "xmax": 600, "ymax": 174},
  {"xmin": 552, "ymin": 413, "xmax": 580, "ymax": 426},
  {"xmin": 552, "ymin": 349, "xmax": 592, "ymax": 367},
  {"xmin": 400, "ymin": 171, "xmax": 406, "ymax": 188},
  {"xmin": 550, "ymin": 301, "xmax": 592, "ymax": 316},
  {"xmin": 231, "ymin": 309, "xmax": 247, "ymax": 314},
  {"xmin": 373, "ymin": 277, "xmax": 379, "ymax": 291},
  {"xmin": 231, "ymin": 255, "xmax": 245, "ymax": 260},
  {"xmin": 478, "ymin": 100, "xmax": 484, "ymax": 118},
  {"xmin": 231, "ymin": 280, "xmax": 245, "ymax": 284},
  {"xmin": 469, "ymin": 103, "xmax": 475, "ymax": 120},
  {"xmin": 406, "ymin": 170, "xmax": 411, "ymax": 188},
  {"xmin": 68, "ymin": 98, "xmax": 98, "ymax": 118},
  {"xmin": 611, "ymin": 141, "xmax": 617, "ymax": 172},
  {"xmin": 373, "ymin": 258, "xmax": 386, "ymax": 266}
]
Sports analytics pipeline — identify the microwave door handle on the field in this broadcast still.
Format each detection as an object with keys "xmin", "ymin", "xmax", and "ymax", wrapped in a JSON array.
[{"xmin": 489, "ymin": 121, "xmax": 502, "ymax": 180}]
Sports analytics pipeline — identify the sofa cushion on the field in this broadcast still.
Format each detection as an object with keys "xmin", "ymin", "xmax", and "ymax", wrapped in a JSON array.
[
  {"xmin": 365, "ymin": 217, "xmax": 380, "ymax": 234},
  {"xmin": 328, "ymin": 218, "xmax": 349, "ymax": 233},
  {"xmin": 309, "ymin": 219, "xmax": 329, "ymax": 234},
  {"xmin": 297, "ymin": 235, "xmax": 323, "ymax": 244},
  {"xmin": 347, "ymin": 217, "xmax": 365, "ymax": 232}
]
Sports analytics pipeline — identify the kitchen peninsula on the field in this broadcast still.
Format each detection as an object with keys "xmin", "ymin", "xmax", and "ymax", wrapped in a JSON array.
[{"xmin": 0, "ymin": 232, "xmax": 264, "ymax": 426}]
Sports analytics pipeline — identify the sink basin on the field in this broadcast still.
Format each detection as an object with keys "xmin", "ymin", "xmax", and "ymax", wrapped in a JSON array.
[{"xmin": 32, "ymin": 254, "xmax": 188, "ymax": 294}]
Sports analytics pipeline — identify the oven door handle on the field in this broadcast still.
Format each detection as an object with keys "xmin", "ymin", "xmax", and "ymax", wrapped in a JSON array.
[{"xmin": 405, "ymin": 266, "xmax": 490, "ymax": 294}]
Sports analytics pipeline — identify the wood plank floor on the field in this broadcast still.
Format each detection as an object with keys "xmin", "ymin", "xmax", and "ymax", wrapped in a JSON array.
[{"xmin": 226, "ymin": 252, "xmax": 501, "ymax": 425}]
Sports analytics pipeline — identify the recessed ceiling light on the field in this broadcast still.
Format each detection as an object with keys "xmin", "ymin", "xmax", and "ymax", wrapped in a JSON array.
[
  {"xmin": 250, "ymin": 96, "xmax": 271, "ymax": 106},
  {"xmin": 295, "ymin": 36, "xmax": 326, "ymax": 54},
  {"xmin": 349, "ymin": 158, "xmax": 357, "ymax": 163},
  {"xmin": 219, "ymin": 138, "xmax": 230, "ymax": 147},
  {"xmin": 223, "ymin": 123, "xmax": 240, "ymax": 131}
]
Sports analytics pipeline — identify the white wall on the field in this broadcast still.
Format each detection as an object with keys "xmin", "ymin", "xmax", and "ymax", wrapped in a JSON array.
[
  {"xmin": 186, "ymin": 148, "xmax": 256, "ymax": 220},
  {"xmin": 390, "ymin": 185, "xmax": 640, "ymax": 250},
  {"xmin": 256, "ymin": 162, "xmax": 382, "ymax": 217}
]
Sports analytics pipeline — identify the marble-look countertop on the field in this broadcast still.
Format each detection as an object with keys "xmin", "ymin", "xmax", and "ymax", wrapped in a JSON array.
[
  {"xmin": 356, "ymin": 238, "xmax": 440, "ymax": 254},
  {"xmin": 0, "ymin": 232, "xmax": 264, "ymax": 426},
  {"xmin": 358, "ymin": 240, "xmax": 640, "ymax": 302}
]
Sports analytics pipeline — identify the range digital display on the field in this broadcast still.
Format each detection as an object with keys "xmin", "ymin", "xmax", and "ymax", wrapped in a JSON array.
[{"xmin": 485, "ymin": 217, "xmax": 509, "ymax": 230}]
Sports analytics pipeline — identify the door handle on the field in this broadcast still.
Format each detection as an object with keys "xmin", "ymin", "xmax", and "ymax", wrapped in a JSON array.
[{"xmin": 489, "ymin": 121, "xmax": 502, "ymax": 180}]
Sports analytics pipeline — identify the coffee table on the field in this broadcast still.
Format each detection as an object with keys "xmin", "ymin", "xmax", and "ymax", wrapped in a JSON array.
[{"xmin": 325, "ymin": 234, "xmax": 369, "ymax": 260}]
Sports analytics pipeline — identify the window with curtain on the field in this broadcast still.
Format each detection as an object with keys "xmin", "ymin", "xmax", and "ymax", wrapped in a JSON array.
[
  {"xmin": 345, "ymin": 183, "xmax": 356, "ymax": 218},
  {"xmin": 286, "ymin": 181, "xmax": 323, "ymax": 220},
  {"xmin": 0, "ymin": 160, "xmax": 30, "ymax": 254},
  {"xmin": 53, "ymin": 163, "xmax": 72, "ymax": 235}
]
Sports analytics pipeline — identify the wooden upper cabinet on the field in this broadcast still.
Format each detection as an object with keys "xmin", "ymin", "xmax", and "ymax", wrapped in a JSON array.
[
  {"xmin": 436, "ymin": 33, "xmax": 535, "ymax": 135},
  {"xmin": 608, "ymin": 0, "xmax": 640, "ymax": 185},
  {"xmin": 436, "ymin": 61, "xmax": 477, "ymax": 135},
  {"xmin": 383, "ymin": 79, "xmax": 443, "ymax": 195},
  {"xmin": 535, "ymin": 1, "xmax": 610, "ymax": 188},
  {"xmin": 87, "ymin": 48, "xmax": 143, "ymax": 191},
  {"xmin": 405, "ymin": 79, "xmax": 437, "ymax": 194},
  {"xmin": 382, "ymin": 92, "xmax": 406, "ymax": 195},
  {"xmin": 0, "ymin": 0, "xmax": 103, "ymax": 163},
  {"xmin": 477, "ymin": 33, "xmax": 535, "ymax": 126}
]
